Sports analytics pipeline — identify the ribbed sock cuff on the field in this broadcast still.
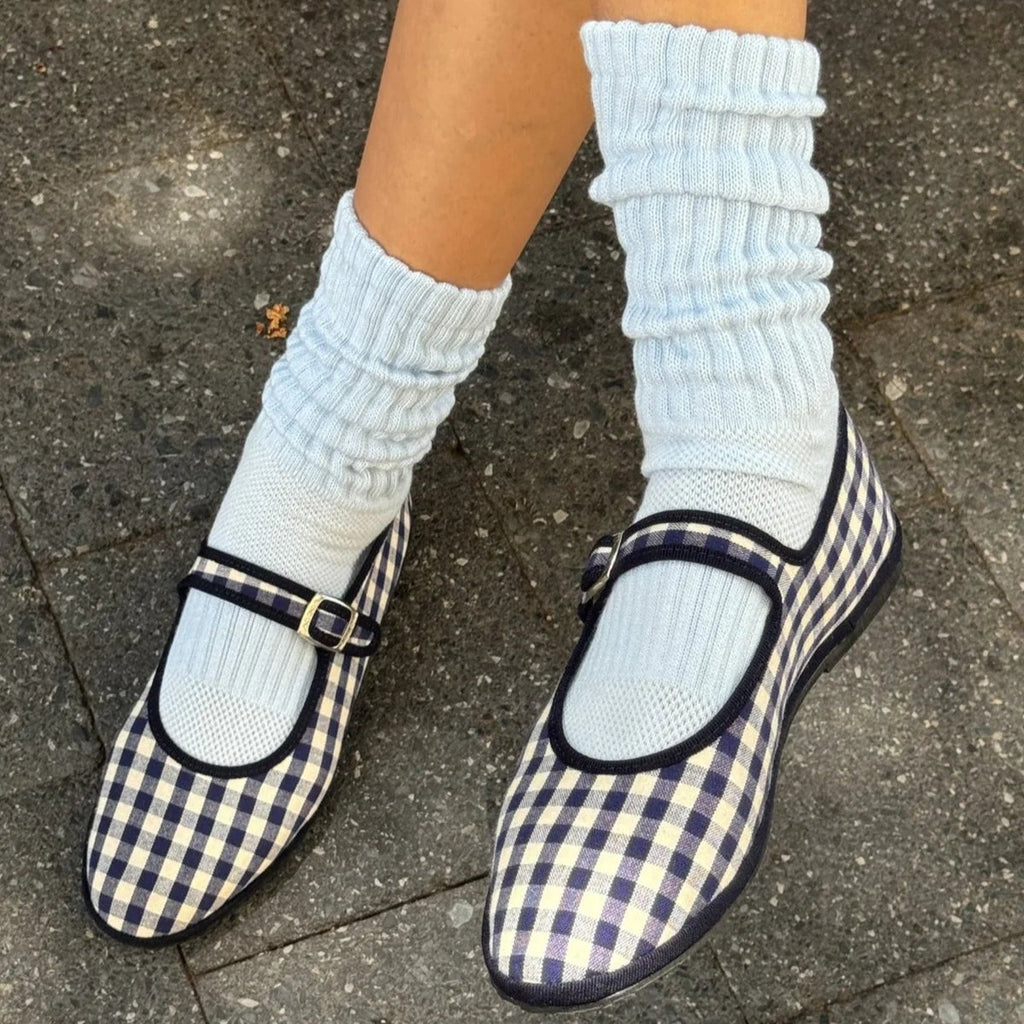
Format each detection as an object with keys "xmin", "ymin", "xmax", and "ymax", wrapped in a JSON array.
[
  {"xmin": 581, "ymin": 21, "xmax": 825, "ymax": 109},
  {"xmin": 312, "ymin": 192, "xmax": 512, "ymax": 368},
  {"xmin": 582, "ymin": 22, "xmax": 829, "ymax": 214}
]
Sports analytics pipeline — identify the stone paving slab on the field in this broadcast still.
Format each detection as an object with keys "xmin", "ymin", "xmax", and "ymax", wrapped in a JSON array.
[
  {"xmin": 0, "ymin": 489, "xmax": 98, "ymax": 797},
  {"xmin": 40, "ymin": 520, "xmax": 203, "ymax": 745},
  {"xmin": 41, "ymin": 436, "xmax": 565, "ymax": 973},
  {"xmin": 708, "ymin": 492, "xmax": 1024, "ymax": 1022},
  {"xmin": 194, "ymin": 877, "xmax": 746, "ymax": 1024},
  {"xmin": 3, "ymin": 129, "xmax": 333, "ymax": 561},
  {"xmin": 0, "ymin": 777, "xmax": 203, "ymax": 1024},
  {"xmin": 3, "ymin": 1, "xmax": 1023, "ymax": 1021},
  {"xmin": 2, "ymin": 1, "xmax": 289, "ymax": 190},
  {"xmin": 805, "ymin": 936, "xmax": 1024, "ymax": 1024},
  {"xmin": 812, "ymin": 0, "xmax": 1024, "ymax": 322},
  {"xmin": 451, "ymin": 223, "xmax": 640, "ymax": 633},
  {"xmin": 851, "ymin": 277, "xmax": 1024, "ymax": 621}
]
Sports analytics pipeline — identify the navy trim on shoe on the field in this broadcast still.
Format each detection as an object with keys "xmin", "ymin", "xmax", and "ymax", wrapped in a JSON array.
[
  {"xmin": 550, "ymin": 550, "xmax": 782, "ymax": 775},
  {"xmin": 146, "ymin": 620, "xmax": 333, "ymax": 781},
  {"xmin": 146, "ymin": 522, "xmax": 392, "ymax": 780},
  {"xmin": 578, "ymin": 402, "xmax": 850, "ymax": 623},
  {"xmin": 482, "ymin": 407, "xmax": 903, "ymax": 1010}
]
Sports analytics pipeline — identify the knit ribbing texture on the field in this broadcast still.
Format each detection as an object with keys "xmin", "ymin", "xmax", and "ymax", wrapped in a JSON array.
[{"xmin": 563, "ymin": 22, "xmax": 839, "ymax": 762}]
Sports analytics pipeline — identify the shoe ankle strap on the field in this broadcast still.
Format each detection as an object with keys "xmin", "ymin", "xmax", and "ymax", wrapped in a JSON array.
[
  {"xmin": 179, "ymin": 545, "xmax": 381, "ymax": 656},
  {"xmin": 577, "ymin": 514, "xmax": 787, "ymax": 622}
]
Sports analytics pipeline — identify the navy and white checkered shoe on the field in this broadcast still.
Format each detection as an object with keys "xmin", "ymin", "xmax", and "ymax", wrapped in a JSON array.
[
  {"xmin": 483, "ymin": 408, "xmax": 902, "ymax": 1011},
  {"xmin": 82, "ymin": 500, "xmax": 411, "ymax": 946}
]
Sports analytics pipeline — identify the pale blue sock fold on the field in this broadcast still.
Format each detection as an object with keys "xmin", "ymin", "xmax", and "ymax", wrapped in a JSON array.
[
  {"xmin": 160, "ymin": 193, "xmax": 510, "ymax": 766},
  {"xmin": 259, "ymin": 191, "xmax": 511, "ymax": 515},
  {"xmin": 564, "ymin": 23, "xmax": 839, "ymax": 761}
]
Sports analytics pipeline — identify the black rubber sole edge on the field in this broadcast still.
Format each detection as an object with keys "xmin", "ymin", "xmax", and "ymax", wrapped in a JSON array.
[{"xmin": 487, "ymin": 525, "xmax": 904, "ymax": 1013}]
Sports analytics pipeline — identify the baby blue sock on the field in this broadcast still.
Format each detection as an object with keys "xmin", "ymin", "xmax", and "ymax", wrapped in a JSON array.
[
  {"xmin": 160, "ymin": 193, "xmax": 509, "ymax": 765},
  {"xmin": 563, "ymin": 23, "xmax": 839, "ymax": 760}
]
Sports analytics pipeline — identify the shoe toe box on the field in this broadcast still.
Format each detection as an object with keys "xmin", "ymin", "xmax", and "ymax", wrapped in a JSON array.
[
  {"xmin": 483, "ymin": 732, "xmax": 755, "ymax": 1008},
  {"xmin": 83, "ymin": 691, "xmax": 329, "ymax": 944}
]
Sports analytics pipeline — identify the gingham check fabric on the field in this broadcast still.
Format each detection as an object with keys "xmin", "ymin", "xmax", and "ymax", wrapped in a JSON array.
[
  {"xmin": 83, "ymin": 500, "xmax": 410, "ymax": 944},
  {"xmin": 183, "ymin": 555, "xmax": 381, "ymax": 654},
  {"xmin": 483, "ymin": 409, "xmax": 901, "ymax": 1006}
]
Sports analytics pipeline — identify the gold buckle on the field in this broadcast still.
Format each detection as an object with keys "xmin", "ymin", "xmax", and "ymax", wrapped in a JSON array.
[
  {"xmin": 580, "ymin": 531, "xmax": 623, "ymax": 606},
  {"xmin": 297, "ymin": 593, "xmax": 358, "ymax": 652}
]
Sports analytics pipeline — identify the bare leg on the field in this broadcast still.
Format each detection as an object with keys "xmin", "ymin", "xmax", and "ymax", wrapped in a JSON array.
[
  {"xmin": 591, "ymin": 0, "xmax": 806, "ymax": 37},
  {"xmin": 355, "ymin": 0, "xmax": 595, "ymax": 289}
]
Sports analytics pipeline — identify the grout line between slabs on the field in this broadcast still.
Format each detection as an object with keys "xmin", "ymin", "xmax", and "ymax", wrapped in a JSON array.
[
  {"xmin": 31, "ymin": 511, "xmax": 209, "ymax": 573},
  {"xmin": 190, "ymin": 870, "xmax": 489, "ymax": 979},
  {"xmin": 710, "ymin": 943, "xmax": 753, "ymax": 1024},
  {"xmin": 178, "ymin": 947, "xmax": 214, "ymax": 1024},
  {"xmin": 0, "ymin": 470, "xmax": 107, "ymax": 766},
  {"xmin": 767, "ymin": 928, "xmax": 1024, "ymax": 1024},
  {"xmin": 833, "ymin": 264, "xmax": 1024, "ymax": 336}
]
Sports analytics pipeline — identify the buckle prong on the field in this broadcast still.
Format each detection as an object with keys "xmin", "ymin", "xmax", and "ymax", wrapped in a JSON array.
[
  {"xmin": 581, "ymin": 531, "xmax": 623, "ymax": 606},
  {"xmin": 297, "ymin": 593, "xmax": 357, "ymax": 652}
]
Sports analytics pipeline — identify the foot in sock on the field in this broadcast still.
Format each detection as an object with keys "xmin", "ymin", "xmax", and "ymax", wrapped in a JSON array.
[
  {"xmin": 482, "ymin": 26, "xmax": 908, "ymax": 1009},
  {"xmin": 561, "ymin": 24, "xmax": 838, "ymax": 762},
  {"xmin": 158, "ymin": 191, "xmax": 509, "ymax": 767}
]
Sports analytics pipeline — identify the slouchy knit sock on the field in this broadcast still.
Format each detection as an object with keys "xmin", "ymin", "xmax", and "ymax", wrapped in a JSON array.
[
  {"xmin": 563, "ymin": 23, "xmax": 839, "ymax": 761},
  {"xmin": 160, "ymin": 192, "xmax": 509, "ymax": 766}
]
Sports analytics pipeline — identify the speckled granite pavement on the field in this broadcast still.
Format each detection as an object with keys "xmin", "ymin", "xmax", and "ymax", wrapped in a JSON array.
[{"xmin": 2, "ymin": 3, "xmax": 1022, "ymax": 1022}]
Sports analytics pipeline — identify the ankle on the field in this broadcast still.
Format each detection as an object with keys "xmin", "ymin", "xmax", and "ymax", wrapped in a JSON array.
[
  {"xmin": 209, "ymin": 420, "xmax": 408, "ymax": 595},
  {"xmin": 639, "ymin": 465, "xmax": 829, "ymax": 550}
]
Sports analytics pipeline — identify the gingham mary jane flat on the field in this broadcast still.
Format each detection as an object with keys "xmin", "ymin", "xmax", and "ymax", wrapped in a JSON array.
[
  {"xmin": 83, "ymin": 500, "xmax": 410, "ymax": 946},
  {"xmin": 483, "ymin": 407, "xmax": 902, "ymax": 1011}
]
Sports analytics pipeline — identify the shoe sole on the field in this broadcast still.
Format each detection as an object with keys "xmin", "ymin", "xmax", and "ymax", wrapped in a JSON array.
[{"xmin": 492, "ymin": 524, "xmax": 904, "ymax": 1014}]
